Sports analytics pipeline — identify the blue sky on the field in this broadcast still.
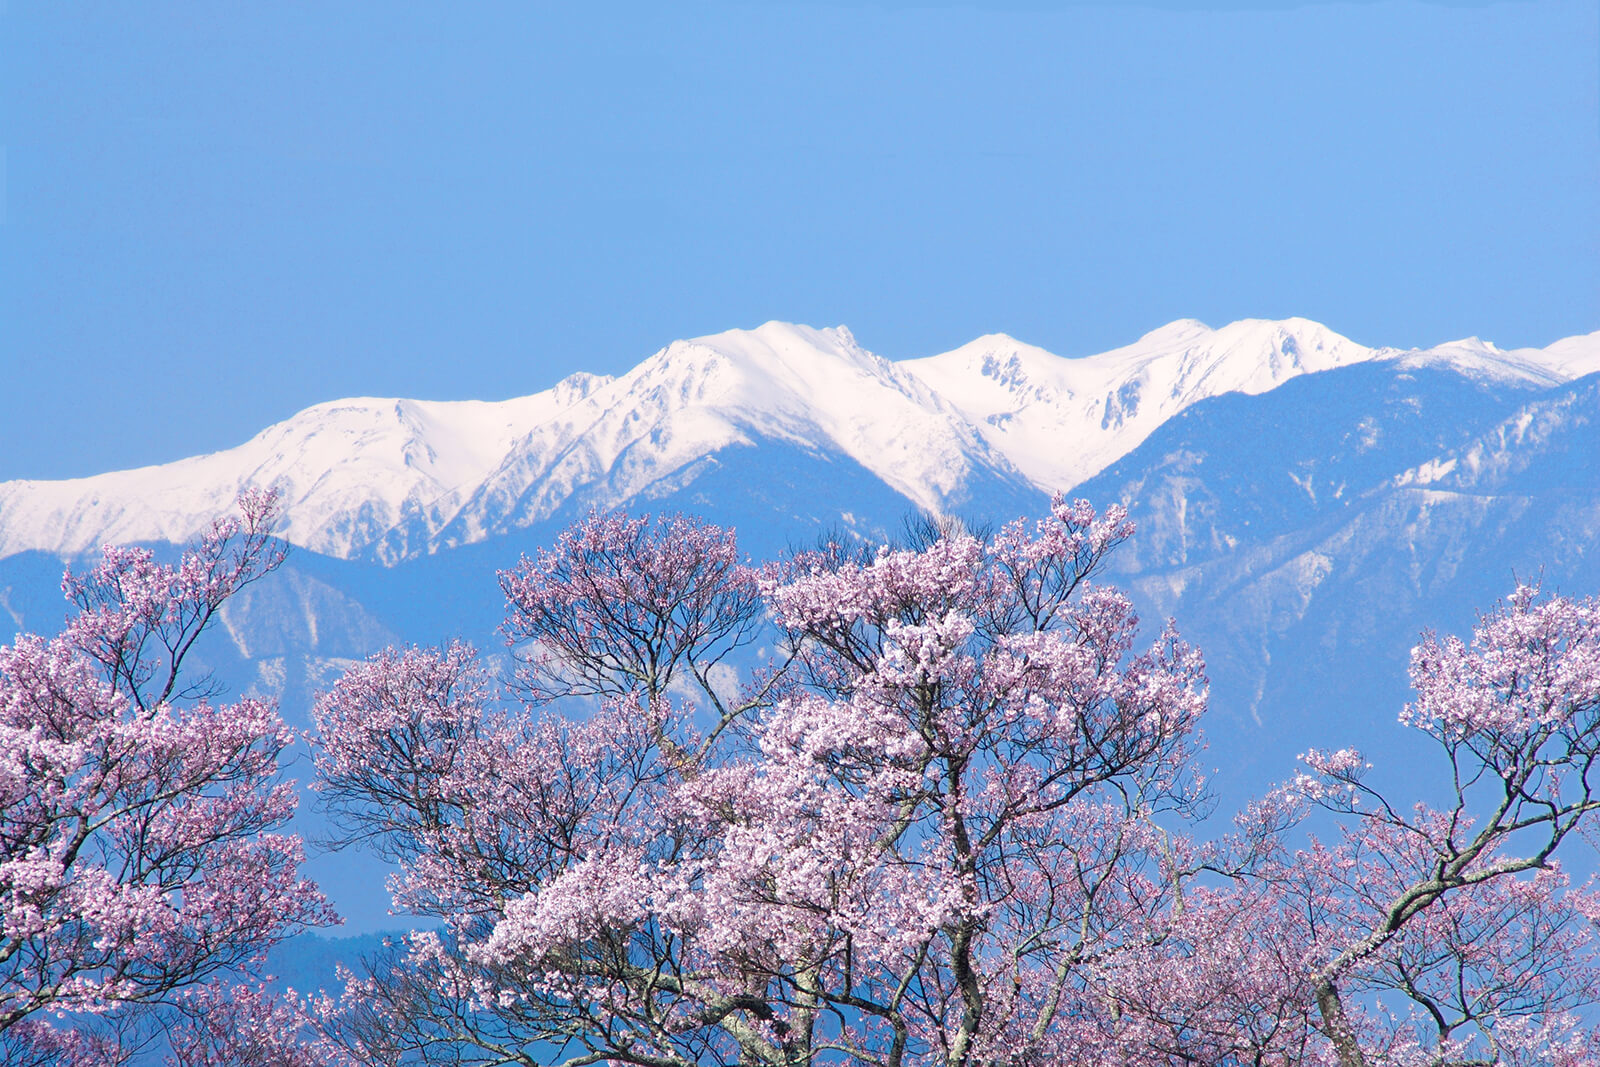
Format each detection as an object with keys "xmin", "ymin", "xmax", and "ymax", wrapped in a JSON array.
[{"xmin": 2, "ymin": 0, "xmax": 1596, "ymax": 481}]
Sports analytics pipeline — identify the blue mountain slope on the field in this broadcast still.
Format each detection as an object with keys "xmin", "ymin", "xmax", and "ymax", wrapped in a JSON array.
[
  {"xmin": 1078, "ymin": 362, "xmax": 1548, "ymax": 567},
  {"xmin": 4, "ymin": 359, "xmax": 1596, "ymax": 950},
  {"xmin": 298, "ymin": 435, "xmax": 1040, "ymax": 641},
  {"xmin": 0, "ymin": 437, "xmax": 1037, "ymax": 732},
  {"xmin": 1076, "ymin": 365, "xmax": 1600, "ymax": 794},
  {"xmin": 0, "ymin": 550, "xmax": 77, "ymax": 639}
]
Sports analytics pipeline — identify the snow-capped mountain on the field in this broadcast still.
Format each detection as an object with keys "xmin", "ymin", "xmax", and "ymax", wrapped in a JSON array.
[
  {"xmin": 6, "ymin": 315, "xmax": 1595, "ymax": 952},
  {"xmin": 2, "ymin": 313, "xmax": 1597, "ymax": 801},
  {"xmin": 1068, "ymin": 358, "xmax": 1600, "ymax": 787},
  {"xmin": 900, "ymin": 318, "xmax": 1373, "ymax": 490},
  {"xmin": 0, "ymin": 323, "xmax": 1028, "ymax": 563},
  {"xmin": 0, "ymin": 318, "xmax": 1595, "ymax": 565},
  {"xmin": 0, "ymin": 372, "xmax": 616, "ymax": 565},
  {"xmin": 423, "ymin": 323, "xmax": 1032, "ymax": 561},
  {"xmin": 899, "ymin": 318, "xmax": 1598, "ymax": 493}
]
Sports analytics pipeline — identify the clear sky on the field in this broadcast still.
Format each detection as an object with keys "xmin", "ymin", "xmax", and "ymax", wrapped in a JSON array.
[{"xmin": 2, "ymin": 0, "xmax": 1596, "ymax": 482}]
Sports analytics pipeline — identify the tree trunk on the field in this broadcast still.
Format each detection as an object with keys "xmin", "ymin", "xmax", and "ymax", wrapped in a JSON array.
[{"xmin": 1315, "ymin": 979, "xmax": 1369, "ymax": 1067}]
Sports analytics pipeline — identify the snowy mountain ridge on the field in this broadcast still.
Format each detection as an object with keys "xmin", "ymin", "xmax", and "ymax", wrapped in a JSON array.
[{"xmin": 2, "ymin": 318, "xmax": 1595, "ymax": 564}]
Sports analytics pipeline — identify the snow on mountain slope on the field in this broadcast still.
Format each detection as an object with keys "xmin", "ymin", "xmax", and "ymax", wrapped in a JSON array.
[
  {"xmin": 1, "ymin": 318, "xmax": 1594, "ymax": 564},
  {"xmin": 428, "ymin": 322, "xmax": 1027, "ymax": 557},
  {"xmin": 1395, "ymin": 337, "xmax": 1567, "ymax": 386},
  {"xmin": 1494, "ymin": 329, "xmax": 1600, "ymax": 381},
  {"xmin": 0, "ymin": 372, "xmax": 614, "ymax": 562},
  {"xmin": 897, "ymin": 317, "xmax": 1589, "ymax": 493},
  {"xmin": 0, "ymin": 323, "xmax": 1022, "ymax": 563}
]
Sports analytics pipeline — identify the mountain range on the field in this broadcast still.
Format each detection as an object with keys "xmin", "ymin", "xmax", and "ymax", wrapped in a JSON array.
[
  {"xmin": 2, "ymin": 316, "xmax": 1598, "ymax": 935},
  {"xmin": 6, "ymin": 317, "xmax": 1594, "ymax": 567}
]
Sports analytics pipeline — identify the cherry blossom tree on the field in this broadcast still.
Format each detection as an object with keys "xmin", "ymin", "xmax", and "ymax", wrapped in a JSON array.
[
  {"xmin": 304, "ymin": 502, "xmax": 1216, "ymax": 1066},
  {"xmin": 1279, "ymin": 585, "xmax": 1600, "ymax": 1067},
  {"xmin": 0, "ymin": 491, "xmax": 334, "ymax": 1063},
  {"xmin": 1087, "ymin": 587, "xmax": 1600, "ymax": 1067},
  {"xmin": 294, "ymin": 504, "xmax": 1600, "ymax": 1067}
]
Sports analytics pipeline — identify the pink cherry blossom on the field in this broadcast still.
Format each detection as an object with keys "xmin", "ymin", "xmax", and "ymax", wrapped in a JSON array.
[
  {"xmin": 0, "ymin": 491, "xmax": 334, "ymax": 1060},
  {"xmin": 269, "ymin": 503, "xmax": 1600, "ymax": 1067}
]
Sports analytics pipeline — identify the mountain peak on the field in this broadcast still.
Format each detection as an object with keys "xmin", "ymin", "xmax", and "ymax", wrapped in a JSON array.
[
  {"xmin": 552, "ymin": 371, "xmax": 614, "ymax": 405},
  {"xmin": 1205, "ymin": 315, "xmax": 1360, "ymax": 352},
  {"xmin": 960, "ymin": 331, "xmax": 1036, "ymax": 350},
  {"xmin": 1134, "ymin": 318, "xmax": 1213, "ymax": 346},
  {"xmin": 693, "ymin": 320, "xmax": 859, "ymax": 355},
  {"xmin": 2, "ymin": 316, "xmax": 1595, "ymax": 565},
  {"xmin": 913, "ymin": 332, "xmax": 1063, "ymax": 376},
  {"xmin": 1540, "ymin": 330, "xmax": 1600, "ymax": 379}
]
